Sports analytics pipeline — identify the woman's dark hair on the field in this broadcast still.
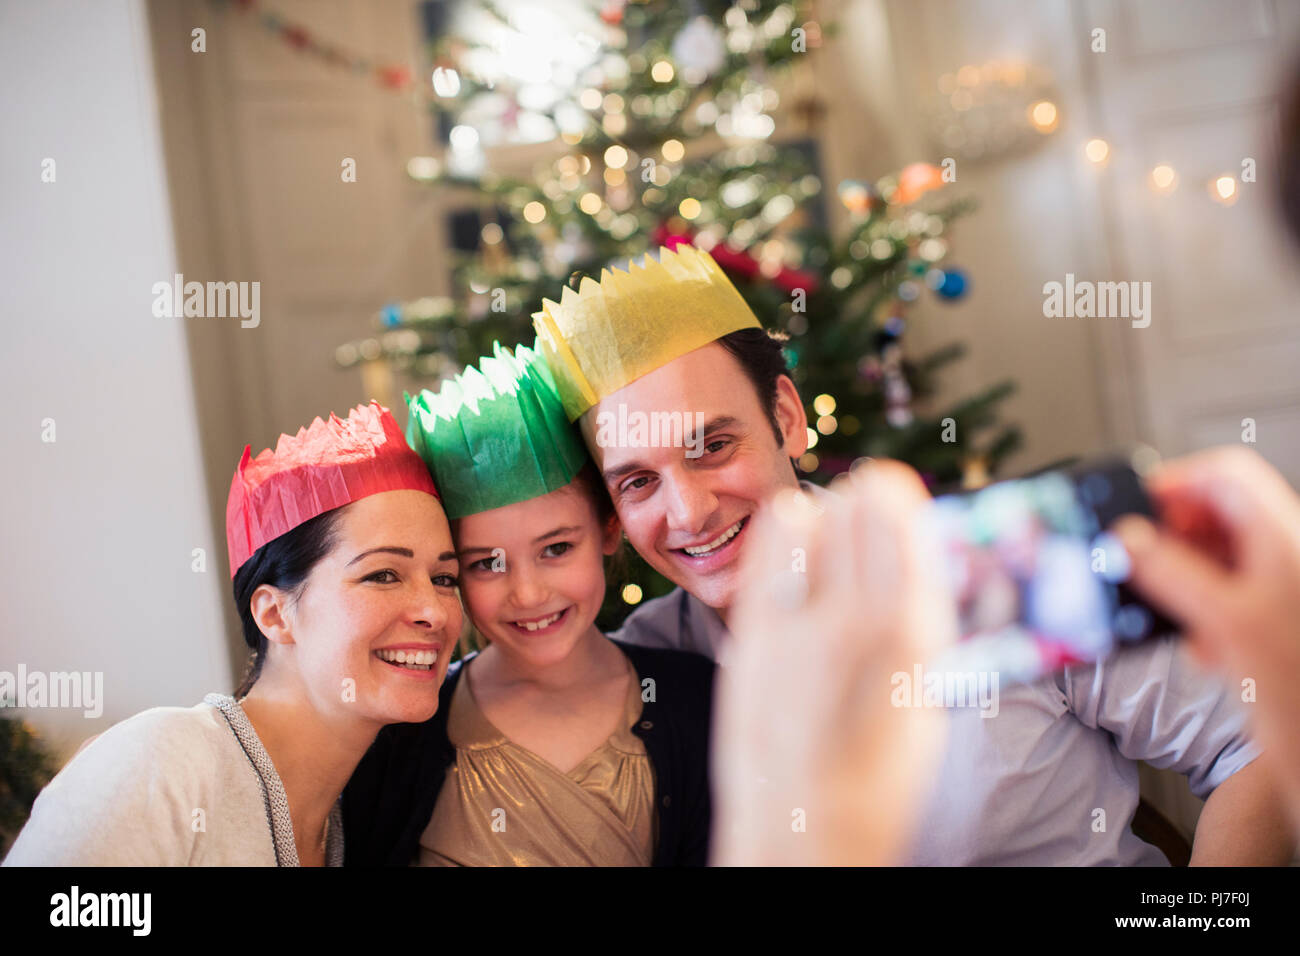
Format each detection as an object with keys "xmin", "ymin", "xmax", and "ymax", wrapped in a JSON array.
[
  {"xmin": 231, "ymin": 508, "xmax": 344, "ymax": 697},
  {"xmin": 716, "ymin": 327, "xmax": 794, "ymax": 448}
]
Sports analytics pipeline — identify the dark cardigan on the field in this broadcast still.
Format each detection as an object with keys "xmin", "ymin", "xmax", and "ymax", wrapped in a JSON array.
[{"xmin": 342, "ymin": 640, "xmax": 715, "ymax": 866}]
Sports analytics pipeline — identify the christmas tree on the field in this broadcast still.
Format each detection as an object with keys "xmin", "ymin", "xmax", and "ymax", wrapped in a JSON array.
[
  {"xmin": 335, "ymin": 0, "xmax": 1020, "ymax": 629},
  {"xmin": 0, "ymin": 711, "xmax": 56, "ymax": 858}
]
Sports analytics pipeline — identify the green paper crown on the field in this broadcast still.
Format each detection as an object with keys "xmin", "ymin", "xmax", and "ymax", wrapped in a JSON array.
[{"xmin": 405, "ymin": 341, "xmax": 590, "ymax": 520}]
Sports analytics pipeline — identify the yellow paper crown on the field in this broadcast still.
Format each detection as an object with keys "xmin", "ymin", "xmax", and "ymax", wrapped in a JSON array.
[{"xmin": 532, "ymin": 244, "xmax": 762, "ymax": 421}]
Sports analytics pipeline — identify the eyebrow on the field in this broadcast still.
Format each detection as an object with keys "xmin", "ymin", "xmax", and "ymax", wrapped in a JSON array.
[
  {"xmin": 347, "ymin": 546, "xmax": 457, "ymax": 566},
  {"xmin": 458, "ymin": 525, "xmax": 585, "ymax": 558},
  {"xmin": 601, "ymin": 415, "xmax": 742, "ymax": 485}
]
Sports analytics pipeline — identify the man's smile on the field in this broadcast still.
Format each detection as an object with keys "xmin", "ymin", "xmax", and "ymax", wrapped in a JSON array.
[{"xmin": 670, "ymin": 516, "xmax": 750, "ymax": 569}]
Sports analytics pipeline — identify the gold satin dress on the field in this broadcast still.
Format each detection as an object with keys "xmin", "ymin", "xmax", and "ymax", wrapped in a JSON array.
[{"xmin": 418, "ymin": 657, "xmax": 658, "ymax": 866}]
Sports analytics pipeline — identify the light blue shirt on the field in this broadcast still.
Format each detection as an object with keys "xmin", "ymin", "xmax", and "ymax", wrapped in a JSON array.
[{"xmin": 611, "ymin": 511, "xmax": 1261, "ymax": 866}]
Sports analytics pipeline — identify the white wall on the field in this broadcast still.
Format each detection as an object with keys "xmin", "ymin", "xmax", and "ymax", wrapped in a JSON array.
[
  {"xmin": 0, "ymin": 0, "xmax": 229, "ymax": 763},
  {"xmin": 838, "ymin": 0, "xmax": 1112, "ymax": 476}
]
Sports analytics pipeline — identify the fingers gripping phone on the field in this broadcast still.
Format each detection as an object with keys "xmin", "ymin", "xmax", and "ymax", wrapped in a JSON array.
[{"xmin": 926, "ymin": 455, "xmax": 1176, "ymax": 684}]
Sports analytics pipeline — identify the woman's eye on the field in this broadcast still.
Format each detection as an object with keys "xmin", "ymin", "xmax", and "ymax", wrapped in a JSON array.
[
  {"xmin": 432, "ymin": 573, "xmax": 459, "ymax": 588},
  {"xmin": 543, "ymin": 542, "xmax": 573, "ymax": 558},
  {"xmin": 365, "ymin": 569, "xmax": 398, "ymax": 584}
]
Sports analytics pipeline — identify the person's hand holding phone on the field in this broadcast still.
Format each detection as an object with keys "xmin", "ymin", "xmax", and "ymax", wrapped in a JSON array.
[
  {"xmin": 1113, "ymin": 446, "xmax": 1300, "ymax": 828},
  {"xmin": 711, "ymin": 460, "xmax": 955, "ymax": 866}
]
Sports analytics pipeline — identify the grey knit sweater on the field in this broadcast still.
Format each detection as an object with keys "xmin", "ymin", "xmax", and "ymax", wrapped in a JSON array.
[{"xmin": 3, "ymin": 694, "xmax": 342, "ymax": 866}]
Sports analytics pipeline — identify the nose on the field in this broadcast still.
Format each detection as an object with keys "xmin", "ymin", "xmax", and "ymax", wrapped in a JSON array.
[
  {"xmin": 662, "ymin": 470, "xmax": 717, "ymax": 537},
  {"xmin": 508, "ymin": 562, "xmax": 549, "ymax": 611},
  {"xmin": 410, "ymin": 580, "xmax": 452, "ymax": 632}
]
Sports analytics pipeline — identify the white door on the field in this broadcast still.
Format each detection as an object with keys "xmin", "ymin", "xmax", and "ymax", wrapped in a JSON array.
[{"xmin": 1085, "ymin": 0, "xmax": 1300, "ymax": 483}]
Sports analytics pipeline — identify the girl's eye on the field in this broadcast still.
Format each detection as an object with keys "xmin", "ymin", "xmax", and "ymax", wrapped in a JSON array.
[
  {"xmin": 543, "ymin": 542, "xmax": 573, "ymax": 558},
  {"xmin": 365, "ymin": 569, "xmax": 398, "ymax": 584},
  {"xmin": 432, "ymin": 573, "xmax": 459, "ymax": 588},
  {"xmin": 469, "ymin": 558, "xmax": 496, "ymax": 573}
]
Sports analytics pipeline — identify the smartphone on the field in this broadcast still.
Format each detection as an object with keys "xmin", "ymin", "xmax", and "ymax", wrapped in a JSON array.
[{"xmin": 926, "ymin": 455, "xmax": 1176, "ymax": 684}]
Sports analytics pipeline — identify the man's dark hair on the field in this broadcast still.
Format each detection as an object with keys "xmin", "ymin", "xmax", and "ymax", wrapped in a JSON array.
[{"xmin": 716, "ymin": 327, "xmax": 795, "ymax": 448}]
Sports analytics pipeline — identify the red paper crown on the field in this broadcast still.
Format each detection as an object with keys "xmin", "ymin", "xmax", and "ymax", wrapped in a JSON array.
[{"xmin": 225, "ymin": 401, "xmax": 439, "ymax": 577}]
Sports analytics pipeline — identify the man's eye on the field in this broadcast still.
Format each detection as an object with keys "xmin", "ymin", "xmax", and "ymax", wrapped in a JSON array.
[
  {"xmin": 622, "ymin": 475, "xmax": 651, "ymax": 494},
  {"xmin": 365, "ymin": 569, "xmax": 398, "ymax": 584},
  {"xmin": 543, "ymin": 542, "xmax": 573, "ymax": 558},
  {"xmin": 704, "ymin": 439, "xmax": 728, "ymax": 454}
]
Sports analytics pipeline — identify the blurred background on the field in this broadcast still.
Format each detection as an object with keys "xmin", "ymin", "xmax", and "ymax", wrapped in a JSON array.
[{"xmin": 3, "ymin": 0, "xmax": 1299, "ymax": 855}]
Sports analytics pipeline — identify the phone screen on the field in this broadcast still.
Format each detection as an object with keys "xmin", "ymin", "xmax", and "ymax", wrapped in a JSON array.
[{"xmin": 927, "ymin": 460, "xmax": 1168, "ymax": 683}]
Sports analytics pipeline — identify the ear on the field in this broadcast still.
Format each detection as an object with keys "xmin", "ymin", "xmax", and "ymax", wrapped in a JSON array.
[
  {"xmin": 249, "ymin": 584, "xmax": 297, "ymax": 647},
  {"xmin": 773, "ymin": 373, "xmax": 809, "ymax": 458},
  {"xmin": 600, "ymin": 512, "xmax": 623, "ymax": 556}
]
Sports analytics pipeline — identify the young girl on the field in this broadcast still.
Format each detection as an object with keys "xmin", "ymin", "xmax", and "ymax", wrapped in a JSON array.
[
  {"xmin": 4, "ymin": 403, "xmax": 461, "ymax": 866},
  {"xmin": 342, "ymin": 343, "xmax": 714, "ymax": 866}
]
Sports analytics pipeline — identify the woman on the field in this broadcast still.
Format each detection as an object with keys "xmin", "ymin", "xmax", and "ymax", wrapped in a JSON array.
[
  {"xmin": 4, "ymin": 402, "xmax": 461, "ymax": 866},
  {"xmin": 342, "ymin": 343, "xmax": 713, "ymax": 866}
]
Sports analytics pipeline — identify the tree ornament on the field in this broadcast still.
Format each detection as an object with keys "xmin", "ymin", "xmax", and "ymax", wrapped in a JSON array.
[
  {"xmin": 599, "ymin": 0, "xmax": 626, "ymax": 26},
  {"xmin": 837, "ymin": 179, "xmax": 878, "ymax": 216},
  {"xmin": 672, "ymin": 16, "xmax": 727, "ymax": 76},
  {"xmin": 934, "ymin": 267, "xmax": 969, "ymax": 300},
  {"xmin": 893, "ymin": 162, "xmax": 946, "ymax": 204}
]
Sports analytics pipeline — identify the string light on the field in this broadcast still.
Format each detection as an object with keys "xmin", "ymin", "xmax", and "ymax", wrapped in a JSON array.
[
  {"xmin": 522, "ymin": 202, "xmax": 546, "ymax": 223},
  {"xmin": 662, "ymin": 139, "xmax": 685, "ymax": 162},
  {"xmin": 651, "ymin": 60, "xmax": 675, "ymax": 82},
  {"xmin": 678, "ymin": 197, "xmax": 702, "ymax": 219},
  {"xmin": 1211, "ymin": 174, "xmax": 1238, "ymax": 205},
  {"xmin": 431, "ymin": 67, "xmax": 461, "ymax": 97},
  {"xmin": 813, "ymin": 393, "xmax": 836, "ymax": 416},
  {"xmin": 1029, "ymin": 100, "xmax": 1058, "ymax": 133},
  {"xmin": 604, "ymin": 145, "xmax": 628, "ymax": 168},
  {"xmin": 622, "ymin": 584, "xmax": 643, "ymax": 605},
  {"xmin": 1150, "ymin": 164, "xmax": 1177, "ymax": 193},
  {"xmin": 1084, "ymin": 138, "xmax": 1110, "ymax": 164},
  {"xmin": 406, "ymin": 156, "xmax": 440, "ymax": 180},
  {"xmin": 449, "ymin": 125, "xmax": 479, "ymax": 151}
]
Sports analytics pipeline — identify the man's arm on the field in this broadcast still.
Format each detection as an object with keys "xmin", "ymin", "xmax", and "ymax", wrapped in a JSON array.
[
  {"xmin": 1190, "ymin": 757, "xmax": 1297, "ymax": 865},
  {"xmin": 1062, "ymin": 635, "xmax": 1292, "ymax": 864}
]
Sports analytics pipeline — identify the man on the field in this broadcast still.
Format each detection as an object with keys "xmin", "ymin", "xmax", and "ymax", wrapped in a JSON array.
[{"xmin": 532, "ymin": 242, "xmax": 1294, "ymax": 865}]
